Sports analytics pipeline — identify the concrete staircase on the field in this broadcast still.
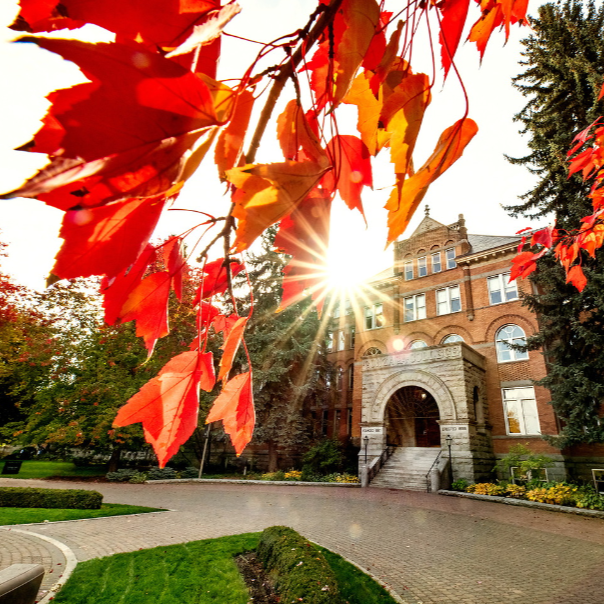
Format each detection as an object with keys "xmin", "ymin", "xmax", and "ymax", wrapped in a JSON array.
[{"xmin": 370, "ymin": 447, "xmax": 441, "ymax": 491}]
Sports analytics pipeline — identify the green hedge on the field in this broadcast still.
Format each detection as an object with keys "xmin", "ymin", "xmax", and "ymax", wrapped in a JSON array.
[
  {"xmin": 257, "ymin": 526, "xmax": 340, "ymax": 604},
  {"xmin": 0, "ymin": 487, "xmax": 103, "ymax": 509}
]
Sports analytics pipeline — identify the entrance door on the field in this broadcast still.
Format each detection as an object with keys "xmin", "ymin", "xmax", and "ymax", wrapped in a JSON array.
[{"xmin": 386, "ymin": 386, "xmax": 441, "ymax": 447}]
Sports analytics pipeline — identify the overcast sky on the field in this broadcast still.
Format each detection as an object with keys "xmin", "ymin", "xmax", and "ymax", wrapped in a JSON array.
[{"xmin": 0, "ymin": 0, "xmax": 548, "ymax": 290}]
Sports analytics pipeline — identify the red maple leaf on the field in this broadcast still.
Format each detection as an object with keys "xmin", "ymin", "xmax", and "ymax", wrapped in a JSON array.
[
  {"xmin": 114, "ymin": 351, "xmax": 215, "ymax": 467},
  {"xmin": 206, "ymin": 371, "xmax": 254, "ymax": 454},
  {"xmin": 194, "ymin": 258, "xmax": 245, "ymax": 302}
]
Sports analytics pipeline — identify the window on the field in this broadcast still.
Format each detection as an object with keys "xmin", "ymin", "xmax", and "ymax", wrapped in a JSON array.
[
  {"xmin": 409, "ymin": 340, "xmax": 427, "ymax": 350},
  {"xmin": 321, "ymin": 410, "xmax": 329, "ymax": 436},
  {"xmin": 364, "ymin": 347, "xmax": 382, "ymax": 356},
  {"xmin": 347, "ymin": 408, "xmax": 353, "ymax": 434},
  {"xmin": 327, "ymin": 331, "xmax": 334, "ymax": 352},
  {"xmin": 432, "ymin": 252, "xmax": 441, "ymax": 273},
  {"xmin": 334, "ymin": 410, "xmax": 341, "ymax": 436},
  {"xmin": 496, "ymin": 324, "xmax": 529, "ymax": 362},
  {"xmin": 418, "ymin": 256, "xmax": 427, "ymax": 277},
  {"xmin": 348, "ymin": 364, "xmax": 354, "ymax": 389},
  {"xmin": 446, "ymin": 248, "xmax": 456, "ymax": 269},
  {"xmin": 337, "ymin": 330, "xmax": 345, "ymax": 351},
  {"xmin": 365, "ymin": 303, "xmax": 385, "ymax": 329},
  {"xmin": 502, "ymin": 387, "xmax": 540, "ymax": 435},
  {"xmin": 441, "ymin": 334, "xmax": 464, "ymax": 344},
  {"xmin": 337, "ymin": 367, "xmax": 344, "ymax": 391},
  {"xmin": 404, "ymin": 294, "xmax": 426, "ymax": 322},
  {"xmin": 436, "ymin": 285, "xmax": 461, "ymax": 315},
  {"xmin": 404, "ymin": 261, "xmax": 414, "ymax": 281},
  {"xmin": 349, "ymin": 325, "xmax": 355, "ymax": 349},
  {"xmin": 488, "ymin": 273, "xmax": 518, "ymax": 305}
]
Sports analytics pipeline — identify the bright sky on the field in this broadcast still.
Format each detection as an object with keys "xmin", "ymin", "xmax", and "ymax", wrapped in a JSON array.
[{"xmin": 0, "ymin": 0, "xmax": 546, "ymax": 291}]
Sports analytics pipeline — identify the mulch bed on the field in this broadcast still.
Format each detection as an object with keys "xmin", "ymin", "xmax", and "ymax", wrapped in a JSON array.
[{"xmin": 235, "ymin": 551, "xmax": 280, "ymax": 604}]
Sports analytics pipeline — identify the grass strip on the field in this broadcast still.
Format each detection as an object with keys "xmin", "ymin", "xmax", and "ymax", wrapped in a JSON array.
[
  {"xmin": 0, "ymin": 503, "xmax": 165, "ymax": 525},
  {"xmin": 318, "ymin": 546, "xmax": 399, "ymax": 604},
  {"xmin": 0, "ymin": 460, "xmax": 106, "ymax": 479},
  {"xmin": 53, "ymin": 533, "xmax": 260, "ymax": 604}
]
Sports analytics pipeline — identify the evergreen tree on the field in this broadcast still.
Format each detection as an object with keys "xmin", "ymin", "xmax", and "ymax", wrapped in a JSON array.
[
  {"xmin": 235, "ymin": 228, "xmax": 333, "ymax": 471},
  {"xmin": 508, "ymin": 0, "xmax": 604, "ymax": 447}
]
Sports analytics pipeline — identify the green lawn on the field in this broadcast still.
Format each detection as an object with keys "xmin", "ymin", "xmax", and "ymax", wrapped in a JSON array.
[
  {"xmin": 50, "ymin": 533, "xmax": 398, "ymax": 604},
  {"xmin": 0, "ymin": 460, "xmax": 106, "ymax": 480},
  {"xmin": 0, "ymin": 503, "xmax": 166, "ymax": 525}
]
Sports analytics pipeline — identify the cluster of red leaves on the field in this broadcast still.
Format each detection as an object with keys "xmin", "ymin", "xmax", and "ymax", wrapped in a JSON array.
[
  {"xmin": 3, "ymin": 0, "xmax": 529, "ymax": 466},
  {"xmin": 511, "ymin": 118, "xmax": 604, "ymax": 293}
]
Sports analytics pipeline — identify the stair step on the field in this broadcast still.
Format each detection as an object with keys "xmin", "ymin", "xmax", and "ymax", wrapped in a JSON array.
[{"xmin": 369, "ymin": 446, "xmax": 441, "ymax": 491}]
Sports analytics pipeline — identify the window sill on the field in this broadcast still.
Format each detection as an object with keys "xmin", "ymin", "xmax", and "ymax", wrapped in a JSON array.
[
  {"xmin": 496, "ymin": 358, "xmax": 530, "ymax": 364},
  {"xmin": 489, "ymin": 299, "xmax": 520, "ymax": 306}
]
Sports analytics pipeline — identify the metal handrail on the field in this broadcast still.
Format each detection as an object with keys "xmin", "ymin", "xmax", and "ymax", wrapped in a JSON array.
[
  {"xmin": 425, "ymin": 450, "xmax": 442, "ymax": 492},
  {"xmin": 367, "ymin": 445, "xmax": 396, "ymax": 484}
]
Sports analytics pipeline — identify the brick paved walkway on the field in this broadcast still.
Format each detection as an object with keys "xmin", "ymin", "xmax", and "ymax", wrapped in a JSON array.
[{"xmin": 1, "ymin": 478, "xmax": 604, "ymax": 603}]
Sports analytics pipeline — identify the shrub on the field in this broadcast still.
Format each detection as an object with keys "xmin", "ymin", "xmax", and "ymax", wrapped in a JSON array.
[
  {"xmin": 466, "ymin": 483, "xmax": 505, "ymax": 496},
  {"xmin": 496, "ymin": 444, "xmax": 554, "ymax": 483},
  {"xmin": 505, "ymin": 484, "xmax": 527, "ymax": 498},
  {"xmin": 526, "ymin": 484, "xmax": 577, "ymax": 506},
  {"xmin": 302, "ymin": 439, "xmax": 344, "ymax": 477},
  {"xmin": 179, "ymin": 466, "xmax": 199, "ymax": 479},
  {"xmin": 257, "ymin": 526, "xmax": 340, "ymax": 604},
  {"xmin": 0, "ymin": 487, "xmax": 102, "ymax": 509},
  {"xmin": 334, "ymin": 473, "xmax": 359, "ymax": 483},
  {"xmin": 451, "ymin": 478, "xmax": 469, "ymax": 491},
  {"xmin": 106, "ymin": 469, "xmax": 140, "ymax": 482},
  {"xmin": 283, "ymin": 470, "xmax": 302, "ymax": 481},
  {"xmin": 574, "ymin": 485, "xmax": 604, "ymax": 510},
  {"xmin": 147, "ymin": 467, "xmax": 178, "ymax": 480},
  {"xmin": 260, "ymin": 470, "xmax": 285, "ymax": 481},
  {"xmin": 128, "ymin": 472, "xmax": 148, "ymax": 484}
]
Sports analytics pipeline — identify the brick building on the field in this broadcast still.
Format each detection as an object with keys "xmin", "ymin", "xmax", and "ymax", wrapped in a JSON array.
[{"xmin": 324, "ymin": 210, "xmax": 604, "ymax": 488}]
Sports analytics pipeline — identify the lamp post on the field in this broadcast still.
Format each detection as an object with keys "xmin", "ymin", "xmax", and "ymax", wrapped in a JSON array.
[
  {"xmin": 363, "ymin": 436, "xmax": 369, "ymax": 465},
  {"xmin": 445, "ymin": 434, "xmax": 453, "ymax": 485}
]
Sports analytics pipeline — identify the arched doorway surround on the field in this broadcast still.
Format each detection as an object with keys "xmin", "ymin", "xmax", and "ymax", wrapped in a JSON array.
[{"xmin": 386, "ymin": 386, "xmax": 441, "ymax": 447}]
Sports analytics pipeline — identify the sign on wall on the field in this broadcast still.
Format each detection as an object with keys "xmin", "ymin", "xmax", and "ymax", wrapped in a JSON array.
[
  {"xmin": 361, "ymin": 426, "xmax": 384, "ymax": 436},
  {"xmin": 440, "ymin": 425, "xmax": 469, "ymax": 434}
]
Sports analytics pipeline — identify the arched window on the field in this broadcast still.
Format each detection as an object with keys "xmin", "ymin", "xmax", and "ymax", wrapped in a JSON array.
[
  {"xmin": 364, "ymin": 347, "xmax": 382, "ymax": 356},
  {"xmin": 441, "ymin": 334, "xmax": 464, "ymax": 344},
  {"xmin": 337, "ymin": 367, "xmax": 344, "ymax": 391},
  {"xmin": 409, "ymin": 340, "xmax": 427, "ymax": 350},
  {"xmin": 496, "ymin": 325, "xmax": 529, "ymax": 362}
]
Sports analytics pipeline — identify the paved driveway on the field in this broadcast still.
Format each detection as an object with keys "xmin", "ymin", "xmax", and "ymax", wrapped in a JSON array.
[{"xmin": 2, "ymin": 479, "xmax": 604, "ymax": 603}]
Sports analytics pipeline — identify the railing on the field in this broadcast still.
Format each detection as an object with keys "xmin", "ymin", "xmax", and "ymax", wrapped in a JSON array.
[
  {"xmin": 425, "ymin": 450, "xmax": 443, "ymax": 493},
  {"xmin": 362, "ymin": 445, "xmax": 395, "ymax": 487}
]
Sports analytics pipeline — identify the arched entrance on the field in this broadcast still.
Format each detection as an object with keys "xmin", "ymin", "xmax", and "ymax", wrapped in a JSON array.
[{"xmin": 385, "ymin": 386, "xmax": 441, "ymax": 447}]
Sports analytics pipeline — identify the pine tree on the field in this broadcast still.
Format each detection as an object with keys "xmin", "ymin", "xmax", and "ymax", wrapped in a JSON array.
[
  {"xmin": 507, "ymin": 0, "xmax": 604, "ymax": 447},
  {"xmin": 235, "ymin": 228, "xmax": 333, "ymax": 471}
]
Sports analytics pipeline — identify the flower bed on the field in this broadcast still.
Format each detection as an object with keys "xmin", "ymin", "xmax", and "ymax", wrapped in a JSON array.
[{"xmin": 461, "ymin": 482, "xmax": 604, "ymax": 510}]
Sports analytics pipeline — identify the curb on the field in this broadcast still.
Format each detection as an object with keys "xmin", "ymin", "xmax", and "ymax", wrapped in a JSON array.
[
  {"xmin": 1, "ymin": 527, "xmax": 78, "ymax": 604},
  {"xmin": 145, "ymin": 478, "xmax": 361, "ymax": 487},
  {"xmin": 439, "ymin": 489, "xmax": 604, "ymax": 519},
  {"xmin": 1, "ymin": 509, "xmax": 175, "ymax": 527}
]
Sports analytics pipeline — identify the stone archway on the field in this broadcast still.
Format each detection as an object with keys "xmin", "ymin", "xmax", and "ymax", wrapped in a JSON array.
[{"xmin": 385, "ymin": 386, "xmax": 441, "ymax": 447}]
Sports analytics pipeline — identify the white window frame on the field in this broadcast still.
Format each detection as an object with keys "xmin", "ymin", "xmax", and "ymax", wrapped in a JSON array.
[
  {"xmin": 502, "ymin": 387, "xmax": 541, "ymax": 435},
  {"xmin": 441, "ymin": 334, "xmax": 464, "ymax": 344},
  {"xmin": 418, "ymin": 256, "xmax": 427, "ymax": 277},
  {"xmin": 488, "ymin": 272, "xmax": 519, "ymax": 305},
  {"xmin": 404, "ymin": 261, "xmax": 414, "ymax": 281},
  {"xmin": 327, "ymin": 331, "xmax": 334, "ymax": 352},
  {"xmin": 403, "ymin": 294, "xmax": 426, "ymax": 322},
  {"xmin": 436, "ymin": 285, "xmax": 461, "ymax": 316},
  {"xmin": 431, "ymin": 252, "xmax": 442, "ymax": 273},
  {"xmin": 365, "ymin": 303, "xmax": 385, "ymax": 330},
  {"xmin": 496, "ymin": 324, "xmax": 529, "ymax": 363},
  {"xmin": 337, "ymin": 330, "xmax": 345, "ymax": 351},
  {"xmin": 446, "ymin": 248, "xmax": 456, "ymax": 270},
  {"xmin": 409, "ymin": 340, "xmax": 427, "ymax": 350},
  {"xmin": 349, "ymin": 325, "xmax": 355, "ymax": 349}
]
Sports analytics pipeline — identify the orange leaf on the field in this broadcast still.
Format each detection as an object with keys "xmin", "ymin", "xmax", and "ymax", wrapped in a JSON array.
[
  {"xmin": 381, "ymin": 72, "xmax": 431, "ymax": 177},
  {"xmin": 510, "ymin": 250, "xmax": 542, "ymax": 281},
  {"xmin": 227, "ymin": 161, "xmax": 328, "ymax": 252},
  {"xmin": 2, "ymin": 38, "xmax": 220, "ymax": 208},
  {"xmin": 439, "ymin": 0, "xmax": 471, "ymax": 77},
  {"xmin": 324, "ymin": 136, "xmax": 372, "ymax": 215},
  {"xmin": 566, "ymin": 264, "xmax": 587, "ymax": 292},
  {"xmin": 163, "ymin": 237, "xmax": 189, "ymax": 302},
  {"xmin": 334, "ymin": 0, "xmax": 380, "ymax": 104},
  {"xmin": 206, "ymin": 371, "xmax": 254, "ymax": 455},
  {"xmin": 194, "ymin": 258, "xmax": 245, "ymax": 302},
  {"xmin": 52, "ymin": 196, "xmax": 166, "ymax": 281},
  {"xmin": 114, "ymin": 351, "xmax": 215, "ymax": 467},
  {"xmin": 218, "ymin": 316, "xmax": 248, "ymax": 382},
  {"xmin": 119, "ymin": 272, "xmax": 172, "ymax": 355},
  {"xmin": 386, "ymin": 118, "xmax": 478, "ymax": 243},
  {"xmin": 343, "ymin": 72, "xmax": 382, "ymax": 155},
  {"xmin": 215, "ymin": 89, "xmax": 255, "ymax": 178},
  {"xmin": 276, "ymin": 100, "xmax": 325, "ymax": 162}
]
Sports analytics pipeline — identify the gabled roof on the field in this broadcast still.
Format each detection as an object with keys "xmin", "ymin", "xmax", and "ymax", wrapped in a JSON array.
[
  {"xmin": 408, "ymin": 215, "xmax": 447, "ymax": 238},
  {"xmin": 465, "ymin": 234, "xmax": 520, "ymax": 255}
]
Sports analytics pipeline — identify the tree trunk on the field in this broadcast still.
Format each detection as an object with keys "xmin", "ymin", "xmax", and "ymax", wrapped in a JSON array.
[
  {"xmin": 107, "ymin": 447, "xmax": 121, "ymax": 473},
  {"xmin": 267, "ymin": 440, "xmax": 279, "ymax": 472}
]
